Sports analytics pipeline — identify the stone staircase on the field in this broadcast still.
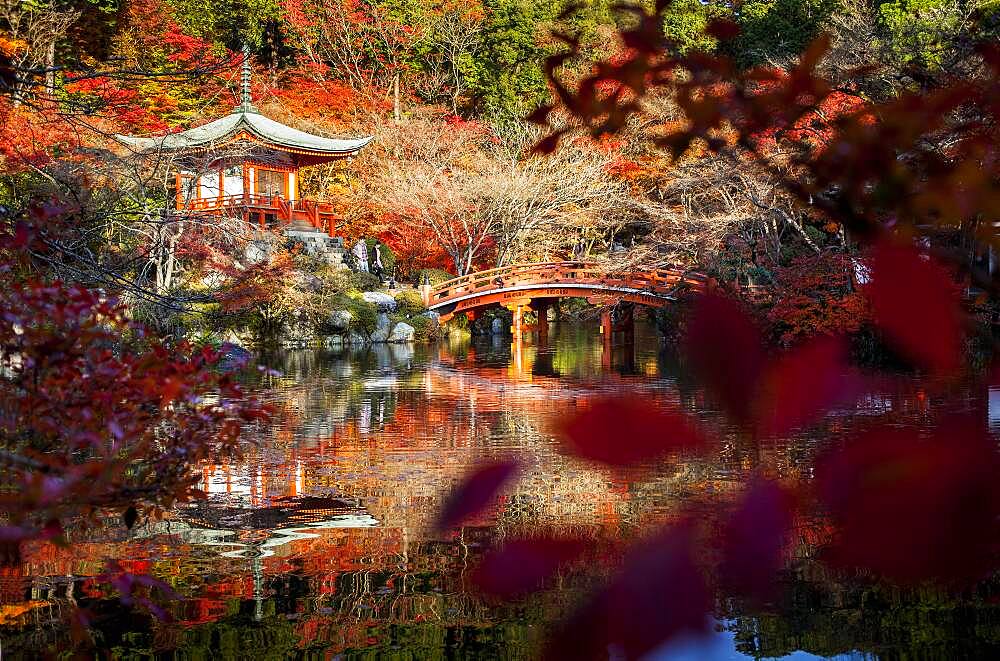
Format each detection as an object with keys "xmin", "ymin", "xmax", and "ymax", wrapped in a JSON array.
[{"xmin": 284, "ymin": 220, "xmax": 346, "ymax": 267}]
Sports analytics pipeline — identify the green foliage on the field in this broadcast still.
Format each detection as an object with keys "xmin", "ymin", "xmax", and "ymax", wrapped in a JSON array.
[
  {"xmin": 878, "ymin": 0, "xmax": 947, "ymax": 69},
  {"xmin": 339, "ymin": 293, "xmax": 379, "ymax": 335},
  {"xmin": 394, "ymin": 289, "xmax": 427, "ymax": 316},
  {"xmin": 69, "ymin": 0, "xmax": 123, "ymax": 60},
  {"xmin": 319, "ymin": 266, "xmax": 381, "ymax": 293},
  {"xmin": 168, "ymin": 0, "xmax": 283, "ymax": 49},
  {"xmin": 874, "ymin": 0, "xmax": 992, "ymax": 72},
  {"xmin": 465, "ymin": 0, "xmax": 558, "ymax": 117},
  {"xmin": 724, "ymin": 0, "xmax": 838, "ymax": 67},
  {"xmin": 448, "ymin": 312, "xmax": 470, "ymax": 331},
  {"xmin": 408, "ymin": 313, "xmax": 441, "ymax": 342},
  {"xmin": 352, "ymin": 269, "xmax": 383, "ymax": 292},
  {"xmin": 171, "ymin": 300, "xmax": 225, "ymax": 333},
  {"xmin": 661, "ymin": 0, "xmax": 733, "ymax": 54},
  {"xmin": 558, "ymin": 296, "xmax": 595, "ymax": 319},
  {"xmin": 188, "ymin": 329, "xmax": 224, "ymax": 349},
  {"xmin": 414, "ymin": 268, "xmax": 455, "ymax": 285}
]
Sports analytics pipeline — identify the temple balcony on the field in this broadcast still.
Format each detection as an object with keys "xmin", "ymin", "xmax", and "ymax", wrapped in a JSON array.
[{"xmin": 181, "ymin": 193, "xmax": 342, "ymax": 237}]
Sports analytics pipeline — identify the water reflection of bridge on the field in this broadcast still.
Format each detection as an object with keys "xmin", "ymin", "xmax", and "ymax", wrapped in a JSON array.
[{"xmin": 3, "ymin": 339, "xmax": 985, "ymax": 656}]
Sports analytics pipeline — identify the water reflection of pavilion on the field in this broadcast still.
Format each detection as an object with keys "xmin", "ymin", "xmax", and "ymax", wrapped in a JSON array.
[{"xmin": 3, "ymin": 332, "xmax": 992, "ymax": 657}]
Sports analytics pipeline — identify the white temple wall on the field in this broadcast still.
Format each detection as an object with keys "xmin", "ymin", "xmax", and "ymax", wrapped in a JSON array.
[
  {"xmin": 223, "ymin": 166, "xmax": 243, "ymax": 197},
  {"xmin": 198, "ymin": 172, "xmax": 220, "ymax": 199}
]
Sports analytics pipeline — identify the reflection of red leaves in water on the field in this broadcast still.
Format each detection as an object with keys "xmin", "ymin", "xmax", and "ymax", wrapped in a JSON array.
[
  {"xmin": 867, "ymin": 242, "xmax": 962, "ymax": 374},
  {"xmin": 547, "ymin": 524, "xmax": 709, "ymax": 660},
  {"xmin": 686, "ymin": 295, "xmax": 852, "ymax": 435},
  {"xmin": 753, "ymin": 337, "xmax": 853, "ymax": 438},
  {"xmin": 473, "ymin": 537, "xmax": 588, "ymax": 598},
  {"xmin": 435, "ymin": 460, "xmax": 520, "ymax": 531},
  {"xmin": 684, "ymin": 293, "xmax": 765, "ymax": 423},
  {"xmin": 159, "ymin": 377, "xmax": 183, "ymax": 408},
  {"xmin": 720, "ymin": 480, "xmax": 795, "ymax": 601},
  {"xmin": 556, "ymin": 398, "xmax": 712, "ymax": 466},
  {"xmin": 816, "ymin": 421, "xmax": 1000, "ymax": 584}
]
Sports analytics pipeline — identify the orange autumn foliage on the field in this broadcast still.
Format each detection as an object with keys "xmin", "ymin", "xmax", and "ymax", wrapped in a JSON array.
[
  {"xmin": 0, "ymin": 100, "xmax": 80, "ymax": 172},
  {"xmin": 766, "ymin": 252, "xmax": 870, "ymax": 346}
]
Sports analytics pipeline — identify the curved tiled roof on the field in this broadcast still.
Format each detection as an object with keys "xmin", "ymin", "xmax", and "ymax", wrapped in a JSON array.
[{"xmin": 116, "ymin": 109, "xmax": 372, "ymax": 155}]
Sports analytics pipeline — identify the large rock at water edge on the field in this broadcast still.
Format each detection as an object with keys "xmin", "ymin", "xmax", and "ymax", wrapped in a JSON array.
[
  {"xmin": 420, "ymin": 310, "xmax": 441, "ymax": 324},
  {"xmin": 388, "ymin": 322, "xmax": 415, "ymax": 343},
  {"xmin": 361, "ymin": 291, "xmax": 398, "ymax": 312},
  {"xmin": 370, "ymin": 312, "xmax": 392, "ymax": 342},
  {"xmin": 347, "ymin": 330, "xmax": 368, "ymax": 346},
  {"xmin": 217, "ymin": 342, "xmax": 252, "ymax": 371},
  {"xmin": 491, "ymin": 317, "xmax": 504, "ymax": 335},
  {"xmin": 327, "ymin": 309, "xmax": 352, "ymax": 333},
  {"xmin": 281, "ymin": 309, "xmax": 316, "ymax": 347}
]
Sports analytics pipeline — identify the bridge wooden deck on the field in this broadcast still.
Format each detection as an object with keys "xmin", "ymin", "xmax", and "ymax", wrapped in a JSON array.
[{"xmin": 422, "ymin": 261, "xmax": 708, "ymax": 322}]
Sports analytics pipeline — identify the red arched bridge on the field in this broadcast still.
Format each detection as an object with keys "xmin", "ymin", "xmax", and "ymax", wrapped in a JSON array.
[{"xmin": 419, "ymin": 261, "xmax": 709, "ymax": 334}]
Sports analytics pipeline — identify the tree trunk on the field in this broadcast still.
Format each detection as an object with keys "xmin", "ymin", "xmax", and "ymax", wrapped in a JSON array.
[
  {"xmin": 45, "ymin": 39, "xmax": 55, "ymax": 97},
  {"xmin": 393, "ymin": 72, "xmax": 401, "ymax": 123}
]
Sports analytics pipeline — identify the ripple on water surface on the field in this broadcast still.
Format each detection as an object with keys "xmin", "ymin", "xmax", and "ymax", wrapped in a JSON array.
[{"xmin": 2, "ymin": 321, "xmax": 997, "ymax": 659}]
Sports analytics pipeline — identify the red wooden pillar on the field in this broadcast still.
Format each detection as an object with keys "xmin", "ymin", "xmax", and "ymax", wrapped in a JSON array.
[
  {"xmin": 533, "ymin": 300, "xmax": 549, "ymax": 337},
  {"xmin": 620, "ymin": 305, "xmax": 634, "ymax": 337},
  {"xmin": 601, "ymin": 308, "xmax": 613, "ymax": 369},
  {"xmin": 217, "ymin": 168, "xmax": 224, "ymax": 207},
  {"xmin": 241, "ymin": 162, "xmax": 250, "ymax": 224},
  {"xmin": 600, "ymin": 309, "xmax": 613, "ymax": 340},
  {"xmin": 512, "ymin": 333, "xmax": 523, "ymax": 374},
  {"xmin": 619, "ymin": 306, "xmax": 635, "ymax": 370},
  {"xmin": 512, "ymin": 304, "xmax": 524, "ymax": 337}
]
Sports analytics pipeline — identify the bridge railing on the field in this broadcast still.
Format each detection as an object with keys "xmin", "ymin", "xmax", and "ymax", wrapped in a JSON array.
[{"xmin": 427, "ymin": 261, "xmax": 709, "ymax": 308}]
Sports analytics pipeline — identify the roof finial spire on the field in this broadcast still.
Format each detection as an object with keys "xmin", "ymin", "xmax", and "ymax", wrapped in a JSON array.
[{"xmin": 239, "ymin": 44, "xmax": 257, "ymax": 113}]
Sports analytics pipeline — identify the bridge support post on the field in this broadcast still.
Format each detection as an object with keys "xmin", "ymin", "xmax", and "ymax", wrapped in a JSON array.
[
  {"xmin": 533, "ymin": 300, "xmax": 549, "ymax": 338},
  {"xmin": 600, "ymin": 309, "xmax": 613, "ymax": 340},
  {"xmin": 619, "ymin": 305, "xmax": 635, "ymax": 344},
  {"xmin": 511, "ymin": 304, "xmax": 524, "ymax": 337},
  {"xmin": 503, "ymin": 299, "xmax": 531, "ymax": 338},
  {"xmin": 619, "ymin": 305, "xmax": 636, "ymax": 373},
  {"xmin": 418, "ymin": 274, "xmax": 433, "ymax": 307},
  {"xmin": 601, "ymin": 309, "xmax": 613, "ymax": 369}
]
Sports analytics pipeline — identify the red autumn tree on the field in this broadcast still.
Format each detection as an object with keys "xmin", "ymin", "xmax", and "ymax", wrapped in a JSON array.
[
  {"xmin": 212, "ymin": 247, "xmax": 308, "ymax": 336},
  {"xmin": 765, "ymin": 252, "xmax": 870, "ymax": 345},
  {"xmin": 379, "ymin": 212, "xmax": 456, "ymax": 277},
  {"xmin": 0, "ymin": 99, "xmax": 80, "ymax": 174},
  {"xmin": 0, "ymin": 215, "xmax": 268, "ymax": 563}
]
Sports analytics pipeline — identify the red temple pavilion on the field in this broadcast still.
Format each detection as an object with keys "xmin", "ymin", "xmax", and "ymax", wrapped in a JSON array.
[{"xmin": 116, "ymin": 54, "xmax": 371, "ymax": 239}]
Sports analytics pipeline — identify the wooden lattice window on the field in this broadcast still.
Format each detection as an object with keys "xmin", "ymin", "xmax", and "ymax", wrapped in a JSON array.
[{"xmin": 255, "ymin": 169, "xmax": 286, "ymax": 197}]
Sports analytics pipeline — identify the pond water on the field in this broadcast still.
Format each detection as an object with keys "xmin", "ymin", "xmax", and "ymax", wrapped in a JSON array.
[{"xmin": 2, "ymin": 320, "xmax": 999, "ymax": 659}]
